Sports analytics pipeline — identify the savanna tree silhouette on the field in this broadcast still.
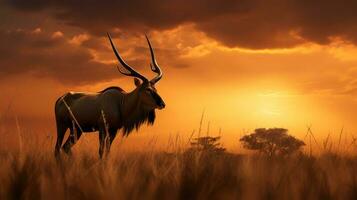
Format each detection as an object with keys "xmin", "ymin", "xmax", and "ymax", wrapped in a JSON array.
[
  {"xmin": 240, "ymin": 128, "xmax": 305, "ymax": 156},
  {"xmin": 189, "ymin": 136, "xmax": 226, "ymax": 154}
]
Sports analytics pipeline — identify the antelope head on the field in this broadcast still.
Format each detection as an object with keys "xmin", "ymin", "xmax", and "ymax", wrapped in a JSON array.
[{"xmin": 108, "ymin": 33, "xmax": 166, "ymax": 110}]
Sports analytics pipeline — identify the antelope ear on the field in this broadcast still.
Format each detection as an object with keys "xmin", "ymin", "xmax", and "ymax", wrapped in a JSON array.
[{"xmin": 134, "ymin": 78, "xmax": 141, "ymax": 87}]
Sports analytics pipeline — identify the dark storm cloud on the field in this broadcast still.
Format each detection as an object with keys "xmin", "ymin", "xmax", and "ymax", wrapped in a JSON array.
[
  {"xmin": 2, "ymin": 0, "xmax": 357, "ymax": 86},
  {"xmin": 5, "ymin": 0, "xmax": 357, "ymax": 49}
]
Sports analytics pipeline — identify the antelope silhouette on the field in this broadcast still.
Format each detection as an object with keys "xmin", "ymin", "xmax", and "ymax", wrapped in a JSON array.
[{"xmin": 54, "ymin": 33, "xmax": 165, "ymax": 158}]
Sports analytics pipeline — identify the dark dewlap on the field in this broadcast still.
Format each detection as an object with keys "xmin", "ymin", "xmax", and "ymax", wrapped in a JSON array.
[{"xmin": 122, "ymin": 110, "xmax": 155, "ymax": 136}]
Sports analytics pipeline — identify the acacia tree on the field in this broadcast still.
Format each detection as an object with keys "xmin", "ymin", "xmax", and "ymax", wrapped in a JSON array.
[
  {"xmin": 189, "ymin": 136, "xmax": 226, "ymax": 154},
  {"xmin": 240, "ymin": 128, "xmax": 305, "ymax": 156}
]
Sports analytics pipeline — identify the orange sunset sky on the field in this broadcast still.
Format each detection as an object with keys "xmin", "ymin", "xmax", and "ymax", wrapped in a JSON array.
[{"xmin": 1, "ymin": 0, "xmax": 357, "ymax": 150}]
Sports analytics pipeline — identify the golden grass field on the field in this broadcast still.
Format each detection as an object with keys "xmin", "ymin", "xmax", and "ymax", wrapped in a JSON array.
[{"xmin": 1, "ymin": 125, "xmax": 357, "ymax": 200}]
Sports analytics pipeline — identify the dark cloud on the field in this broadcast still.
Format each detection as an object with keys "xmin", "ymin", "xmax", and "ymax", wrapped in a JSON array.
[
  {"xmin": 4, "ymin": 0, "xmax": 357, "ymax": 49},
  {"xmin": 0, "ymin": 28, "xmax": 119, "ymax": 85},
  {"xmin": 2, "ymin": 0, "xmax": 357, "ymax": 86}
]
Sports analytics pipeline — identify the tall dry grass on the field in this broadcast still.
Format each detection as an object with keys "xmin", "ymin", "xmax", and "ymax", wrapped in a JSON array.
[
  {"xmin": 1, "ymin": 108, "xmax": 357, "ymax": 199},
  {"xmin": 1, "ymin": 130, "xmax": 357, "ymax": 200}
]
